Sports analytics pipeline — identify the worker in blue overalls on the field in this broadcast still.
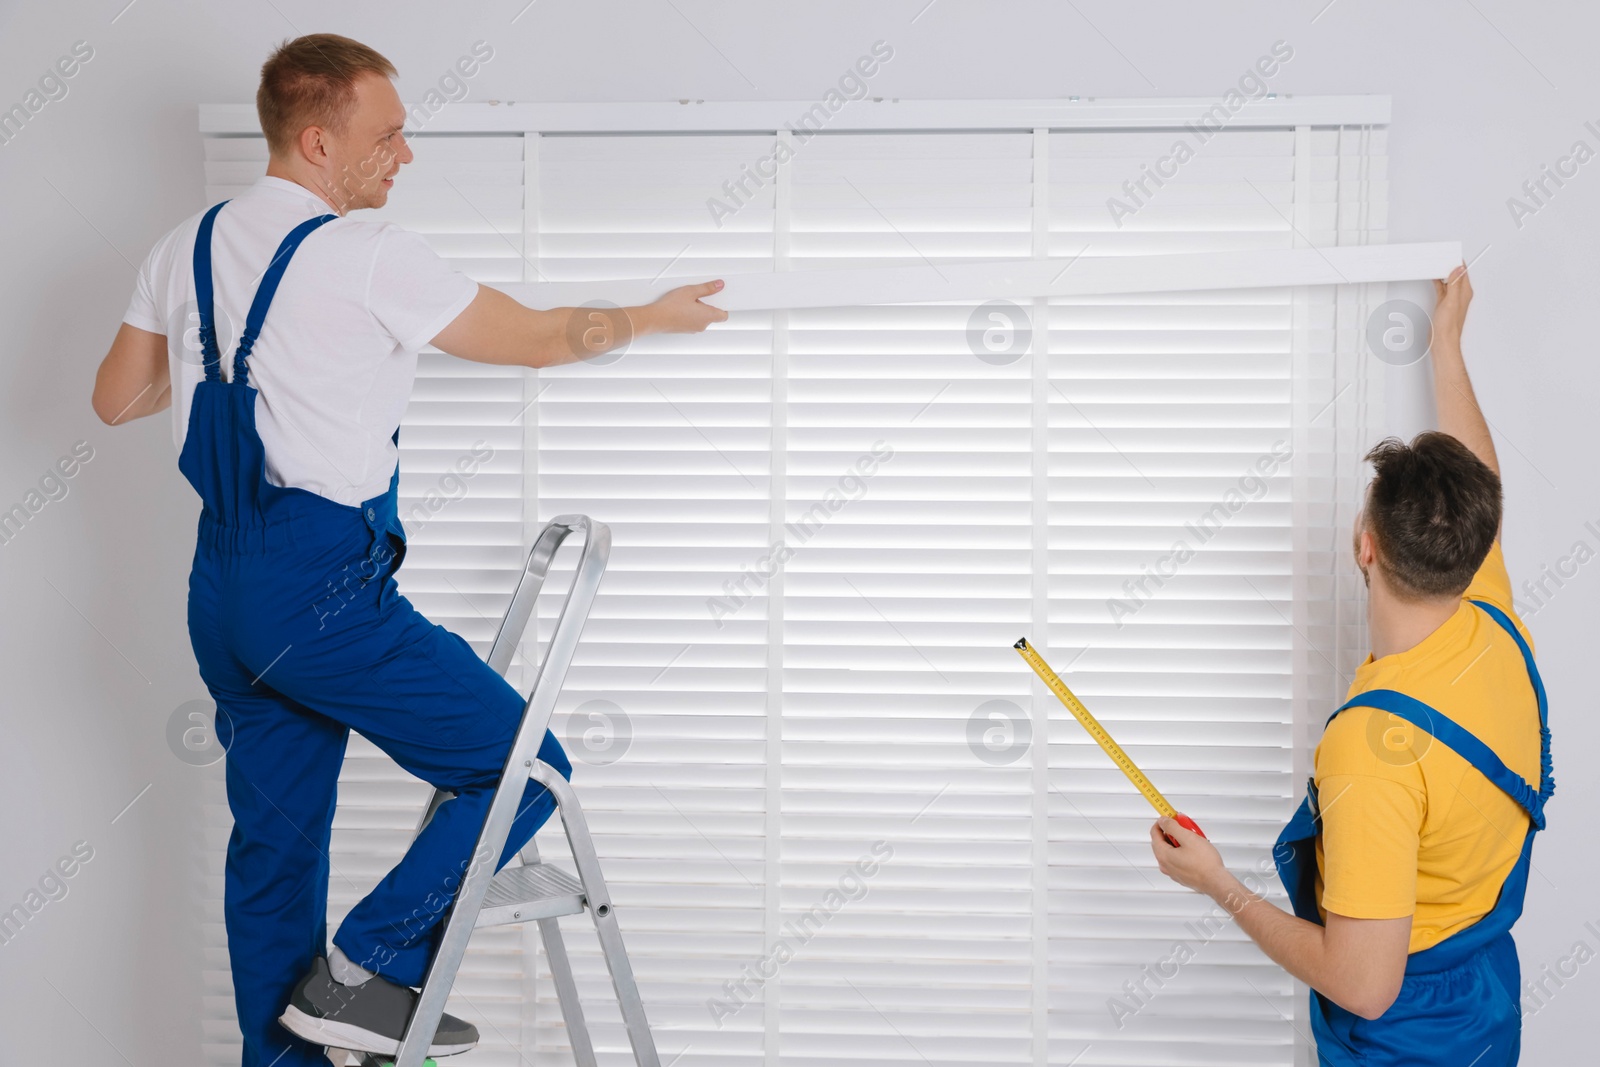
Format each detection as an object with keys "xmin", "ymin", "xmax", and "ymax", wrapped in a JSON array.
[
  {"xmin": 93, "ymin": 33, "xmax": 726, "ymax": 1067},
  {"xmin": 1149, "ymin": 265, "xmax": 1553, "ymax": 1066}
]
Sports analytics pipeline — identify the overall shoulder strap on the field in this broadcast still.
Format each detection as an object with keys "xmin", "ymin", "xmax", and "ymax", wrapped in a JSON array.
[
  {"xmin": 191, "ymin": 201, "xmax": 230, "ymax": 383},
  {"xmin": 1467, "ymin": 599, "xmax": 1548, "ymax": 728},
  {"xmin": 1468, "ymin": 597, "xmax": 1555, "ymax": 812},
  {"xmin": 231, "ymin": 212, "xmax": 339, "ymax": 386},
  {"xmin": 1328, "ymin": 600, "xmax": 1553, "ymax": 828},
  {"xmin": 1331, "ymin": 689, "xmax": 1547, "ymax": 827}
]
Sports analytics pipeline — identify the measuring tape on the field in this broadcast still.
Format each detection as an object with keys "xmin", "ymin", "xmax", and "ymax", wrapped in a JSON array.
[{"xmin": 1014, "ymin": 637, "xmax": 1206, "ymax": 847}]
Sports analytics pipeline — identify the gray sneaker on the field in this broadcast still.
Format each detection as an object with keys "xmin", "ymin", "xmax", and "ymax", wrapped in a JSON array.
[{"xmin": 277, "ymin": 955, "xmax": 479, "ymax": 1058}]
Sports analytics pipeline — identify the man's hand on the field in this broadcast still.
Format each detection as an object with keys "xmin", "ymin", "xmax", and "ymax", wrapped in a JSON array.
[
  {"xmin": 645, "ymin": 279, "xmax": 729, "ymax": 334},
  {"xmin": 1150, "ymin": 815, "xmax": 1410, "ymax": 1020},
  {"xmin": 1431, "ymin": 263, "xmax": 1472, "ymax": 353},
  {"xmin": 1149, "ymin": 815, "xmax": 1229, "ymax": 897},
  {"xmin": 1425, "ymin": 262, "xmax": 1500, "ymax": 483}
]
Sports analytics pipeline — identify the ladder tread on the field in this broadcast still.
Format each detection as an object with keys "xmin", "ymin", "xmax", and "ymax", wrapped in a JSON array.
[{"xmin": 475, "ymin": 861, "xmax": 587, "ymax": 927}]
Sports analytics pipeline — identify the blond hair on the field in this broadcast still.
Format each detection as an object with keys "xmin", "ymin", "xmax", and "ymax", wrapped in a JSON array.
[{"xmin": 256, "ymin": 34, "xmax": 397, "ymax": 156}]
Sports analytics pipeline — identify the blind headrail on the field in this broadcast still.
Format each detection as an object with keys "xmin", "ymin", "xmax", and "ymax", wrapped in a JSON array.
[{"xmin": 200, "ymin": 95, "xmax": 1390, "ymax": 135}]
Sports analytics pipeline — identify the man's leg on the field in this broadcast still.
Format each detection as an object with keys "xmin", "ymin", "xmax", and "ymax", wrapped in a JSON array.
[
  {"xmin": 255, "ymin": 582, "xmax": 572, "ymax": 989},
  {"xmin": 208, "ymin": 668, "xmax": 351, "ymax": 1067},
  {"xmin": 331, "ymin": 725, "xmax": 571, "ymax": 987}
]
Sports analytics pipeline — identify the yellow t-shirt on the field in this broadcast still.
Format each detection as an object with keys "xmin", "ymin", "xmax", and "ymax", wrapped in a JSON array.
[{"xmin": 1312, "ymin": 541, "xmax": 1542, "ymax": 954}]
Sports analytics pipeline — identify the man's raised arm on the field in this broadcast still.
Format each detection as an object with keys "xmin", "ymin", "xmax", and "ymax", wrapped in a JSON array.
[
  {"xmin": 1430, "ymin": 265, "xmax": 1499, "ymax": 478},
  {"xmin": 430, "ymin": 279, "xmax": 727, "ymax": 368}
]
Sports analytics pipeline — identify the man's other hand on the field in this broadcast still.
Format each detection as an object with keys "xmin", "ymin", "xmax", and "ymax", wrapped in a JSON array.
[
  {"xmin": 1149, "ymin": 815, "xmax": 1228, "ymax": 896},
  {"xmin": 1431, "ymin": 263, "xmax": 1472, "ymax": 352},
  {"xmin": 648, "ymin": 280, "xmax": 729, "ymax": 333}
]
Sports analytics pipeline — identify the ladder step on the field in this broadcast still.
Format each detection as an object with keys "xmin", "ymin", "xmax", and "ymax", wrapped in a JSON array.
[{"xmin": 476, "ymin": 861, "xmax": 586, "ymax": 927}]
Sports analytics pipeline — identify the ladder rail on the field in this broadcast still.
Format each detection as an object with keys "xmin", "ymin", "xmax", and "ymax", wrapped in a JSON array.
[
  {"xmin": 393, "ymin": 515, "xmax": 611, "ymax": 1067},
  {"xmin": 538, "ymin": 918, "xmax": 598, "ymax": 1067},
  {"xmin": 407, "ymin": 515, "xmax": 588, "ymax": 840},
  {"xmin": 485, "ymin": 516, "xmax": 581, "ymax": 678},
  {"xmin": 530, "ymin": 760, "xmax": 660, "ymax": 1067},
  {"xmin": 512, "ymin": 836, "xmax": 598, "ymax": 1067}
]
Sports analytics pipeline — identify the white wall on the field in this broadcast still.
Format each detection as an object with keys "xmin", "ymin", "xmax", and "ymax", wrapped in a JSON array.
[{"xmin": 1, "ymin": 1, "xmax": 1594, "ymax": 1062}]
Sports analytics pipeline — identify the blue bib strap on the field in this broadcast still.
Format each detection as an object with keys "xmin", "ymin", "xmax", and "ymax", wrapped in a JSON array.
[
  {"xmin": 1330, "ymin": 599, "xmax": 1553, "ymax": 828},
  {"xmin": 1470, "ymin": 597, "xmax": 1555, "ymax": 810},
  {"xmin": 191, "ymin": 201, "xmax": 231, "ymax": 383},
  {"xmin": 1467, "ymin": 599, "xmax": 1548, "ymax": 723},
  {"xmin": 1332, "ymin": 688, "xmax": 1547, "ymax": 828},
  {"xmin": 232, "ymin": 212, "xmax": 338, "ymax": 386}
]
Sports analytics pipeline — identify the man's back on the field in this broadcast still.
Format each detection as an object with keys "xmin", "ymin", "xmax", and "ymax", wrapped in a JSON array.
[
  {"xmin": 1314, "ymin": 540, "xmax": 1541, "ymax": 954},
  {"xmin": 122, "ymin": 175, "xmax": 476, "ymax": 506}
]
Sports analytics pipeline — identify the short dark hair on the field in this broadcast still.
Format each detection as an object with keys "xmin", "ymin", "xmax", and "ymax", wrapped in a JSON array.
[
  {"xmin": 1362, "ymin": 432, "xmax": 1501, "ymax": 599},
  {"xmin": 257, "ymin": 34, "xmax": 397, "ymax": 157}
]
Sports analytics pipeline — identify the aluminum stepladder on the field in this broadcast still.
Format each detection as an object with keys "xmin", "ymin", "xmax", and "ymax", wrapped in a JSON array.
[{"xmin": 332, "ymin": 515, "xmax": 660, "ymax": 1067}]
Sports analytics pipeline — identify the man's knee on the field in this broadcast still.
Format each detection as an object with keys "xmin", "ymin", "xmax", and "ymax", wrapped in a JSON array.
[{"xmin": 538, "ymin": 730, "xmax": 573, "ymax": 781}]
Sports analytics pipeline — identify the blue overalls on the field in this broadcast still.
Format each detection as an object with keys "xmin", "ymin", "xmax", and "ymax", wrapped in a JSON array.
[
  {"xmin": 1275, "ymin": 599, "xmax": 1554, "ymax": 1066},
  {"xmin": 182, "ymin": 200, "xmax": 572, "ymax": 1067}
]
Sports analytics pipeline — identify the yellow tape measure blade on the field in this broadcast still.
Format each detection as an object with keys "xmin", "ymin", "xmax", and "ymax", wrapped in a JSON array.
[{"xmin": 1014, "ymin": 637, "xmax": 1178, "ymax": 820}]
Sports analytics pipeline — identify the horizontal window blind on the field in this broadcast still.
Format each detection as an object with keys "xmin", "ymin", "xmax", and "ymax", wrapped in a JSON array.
[
  {"xmin": 523, "ymin": 123, "xmax": 1383, "ymax": 1067},
  {"xmin": 196, "ymin": 103, "xmax": 1386, "ymax": 1067}
]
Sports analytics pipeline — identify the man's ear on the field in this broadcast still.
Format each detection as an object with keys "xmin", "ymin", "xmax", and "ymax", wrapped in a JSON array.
[
  {"xmin": 296, "ymin": 123, "xmax": 330, "ymax": 167},
  {"xmin": 1355, "ymin": 526, "xmax": 1378, "ymax": 570}
]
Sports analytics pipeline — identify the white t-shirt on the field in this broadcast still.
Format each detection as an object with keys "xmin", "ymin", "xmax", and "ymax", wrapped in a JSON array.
[{"xmin": 123, "ymin": 175, "xmax": 479, "ymax": 507}]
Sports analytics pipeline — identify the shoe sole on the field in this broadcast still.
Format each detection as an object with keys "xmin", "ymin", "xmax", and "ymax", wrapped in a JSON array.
[{"xmin": 278, "ymin": 1004, "xmax": 474, "ymax": 1058}]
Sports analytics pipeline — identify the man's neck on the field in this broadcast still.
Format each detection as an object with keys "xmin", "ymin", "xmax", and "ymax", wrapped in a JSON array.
[
  {"xmin": 1367, "ymin": 578, "xmax": 1460, "ymax": 661},
  {"xmin": 264, "ymin": 159, "xmax": 345, "ymax": 215}
]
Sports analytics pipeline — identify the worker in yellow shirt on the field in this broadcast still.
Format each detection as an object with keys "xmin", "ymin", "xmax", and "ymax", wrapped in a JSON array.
[{"xmin": 1150, "ymin": 264, "xmax": 1553, "ymax": 1067}]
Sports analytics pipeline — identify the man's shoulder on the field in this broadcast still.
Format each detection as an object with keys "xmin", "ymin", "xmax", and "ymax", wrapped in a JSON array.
[
  {"xmin": 312, "ymin": 216, "xmax": 432, "ymax": 266},
  {"xmin": 1324, "ymin": 608, "xmax": 1538, "ymax": 785},
  {"xmin": 1316, "ymin": 706, "xmax": 1428, "ymax": 788},
  {"xmin": 155, "ymin": 195, "xmax": 407, "ymax": 247},
  {"xmin": 321, "ymin": 214, "xmax": 399, "ymax": 239},
  {"xmin": 138, "ymin": 206, "xmax": 211, "ymax": 273}
]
